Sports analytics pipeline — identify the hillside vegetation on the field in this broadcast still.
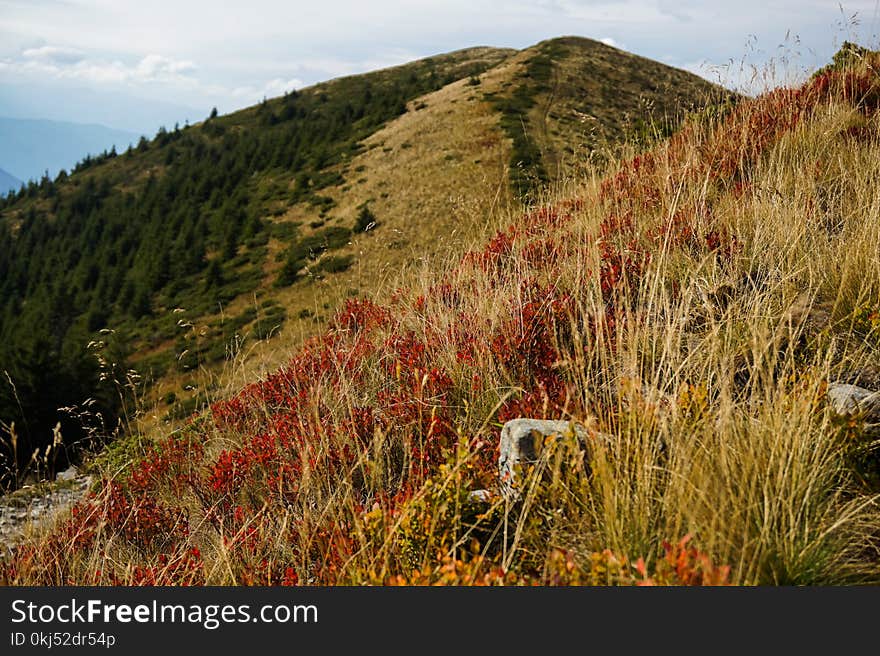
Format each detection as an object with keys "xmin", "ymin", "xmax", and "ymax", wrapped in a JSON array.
[
  {"xmin": 4, "ymin": 46, "xmax": 879, "ymax": 585},
  {"xmin": 0, "ymin": 37, "xmax": 722, "ymax": 488},
  {"xmin": 0, "ymin": 47, "xmax": 512, "ymax": 483}
]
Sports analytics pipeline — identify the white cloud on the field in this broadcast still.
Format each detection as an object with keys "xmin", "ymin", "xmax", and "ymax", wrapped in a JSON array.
[
  {"xmin": 599, "ymin": 36, "xmax": 626, "ymax": 50},
  {"xmin": 4, "ymin": 47, "xmax": 199, "ymax": 86},
  {"xmin": 1, "ymin": 38, "xmax": 416, "ymax": 110},
  {"xmin": 281, "ymin": 50, "xmax": 422, "ymax": 80},
  {"xmin": 259, "ymin": 77, "xmax": 305, "ymax": 98},
  {"xmin": 135, "ymin": 54, "xmax": 196, "ymax": 79},
  {"xmin": 21, "ymin": 45, "xmax": 84, "ymax": 64},
  {"xmin": 548, "ymin": 0, "xmax": 679, "ymax": 24},
  {"xmin": 225, "ymin": 77, "xmax": 305, "ymax": 103}
]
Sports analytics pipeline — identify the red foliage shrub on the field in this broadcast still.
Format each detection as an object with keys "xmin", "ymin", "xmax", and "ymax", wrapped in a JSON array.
[{"xmin": 636, "ymin": 535, "xmax": 731, "ymax": 586}]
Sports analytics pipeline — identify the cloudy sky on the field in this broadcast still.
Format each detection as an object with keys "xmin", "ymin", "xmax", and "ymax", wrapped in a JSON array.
[{"xmin": 1, "ymin": 0, "xmax": 878, "ymax": 134}]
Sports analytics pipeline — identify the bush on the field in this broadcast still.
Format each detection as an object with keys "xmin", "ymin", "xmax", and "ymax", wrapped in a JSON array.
[
  {"xmin": 287, "ymin": 226, "xmax": 352, "ymax": 262},
  {"xmin": 274, "ymin": 257, "xmax": 305, "ymax": 287},
  {"xmin": 316, "ymin": 254, "xmax": 354, "ymax": 274},
  {"xmin": 354, "ymin": 205, "xmax": 378, "ymax": 233}
]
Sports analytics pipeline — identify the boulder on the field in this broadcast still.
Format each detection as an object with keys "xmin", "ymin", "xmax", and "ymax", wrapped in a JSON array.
[{"xmin": 499, "ymin": 418, "xmax": 590, "ymax": 500}]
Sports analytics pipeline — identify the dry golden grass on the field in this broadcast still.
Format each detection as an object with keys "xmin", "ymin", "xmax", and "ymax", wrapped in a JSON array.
[{"xmin": 237, "ymin": 63, "xmax": 520, "ymax": 376}]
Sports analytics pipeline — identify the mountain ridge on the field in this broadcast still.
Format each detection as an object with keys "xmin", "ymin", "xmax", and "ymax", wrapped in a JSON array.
[{"xmin": 0, "ymin": 36, "xmax": 727, "ymax": 484}]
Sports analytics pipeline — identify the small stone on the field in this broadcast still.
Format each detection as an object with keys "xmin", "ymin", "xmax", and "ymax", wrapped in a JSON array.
[
  {"xmin": 467, "ymin": 489, "xmax": 492, "ymax": 504},
  {"xmin": 499, "ymin": 418, "xmax": 590, "ymax": 500},
  {"xmin": 827, "ymin": 383, "xmax": 880, "ymax": 424},
  {"xmin": 56, "ymin": 465, "xmax": 78, "ymax": 482}
]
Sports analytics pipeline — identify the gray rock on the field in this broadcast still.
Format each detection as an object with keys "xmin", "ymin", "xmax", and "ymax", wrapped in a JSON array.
[
  {"xmin": 0, "ymin": 472, "xmax": 93, "ymax": 556},
  {"xmin": 56, "ymin": 465, "xmax": 78, "ymax": 482},
  {"xmin": 827, "ymin": 383, "xmax": 880, "ymax": 425},
  {"xmin": 467, "ymin": 489, "xmax": 492, "ymax": 504},
  {"xmin": 499, "ymin": 418, "xmax": 590, "ymax": 499}
]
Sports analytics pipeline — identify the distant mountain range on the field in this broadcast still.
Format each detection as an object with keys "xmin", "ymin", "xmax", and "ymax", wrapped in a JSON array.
[
  {"xmin": 0, "ymin": 167, "xmax": 22, "ymax": 196},
  {"xmin": 0, "ymin": 117, "xmax": 141, "ymax": 183},
  {"xmin": 0, "ymin": 81, "xmax": 204, "ymax": 135}
]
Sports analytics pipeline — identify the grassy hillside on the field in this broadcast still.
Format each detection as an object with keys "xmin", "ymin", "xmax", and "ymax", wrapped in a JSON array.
[
  {"xmin": 482, "ymin": 36, "xmax": 729, "ymax": 195},
  {"xmin": 4, "ymin": 47, "xmax": 879, "ymax": 585},
  {"xmin": 0, "ymin": 38, "xmax": 723, "ymax": 487},
  {"xmin": 0, "ymin": 46, "xmax": 513, "ymax": 484},
  {"xmin": 239, "ymin": 37, "xmax": 729, "ymax": 382}
]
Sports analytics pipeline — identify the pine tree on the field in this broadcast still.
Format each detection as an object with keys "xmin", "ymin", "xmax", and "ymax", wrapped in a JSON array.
[{"xmin": 204, "ymin": 259, "xmax": 224, "ymax": 289}]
